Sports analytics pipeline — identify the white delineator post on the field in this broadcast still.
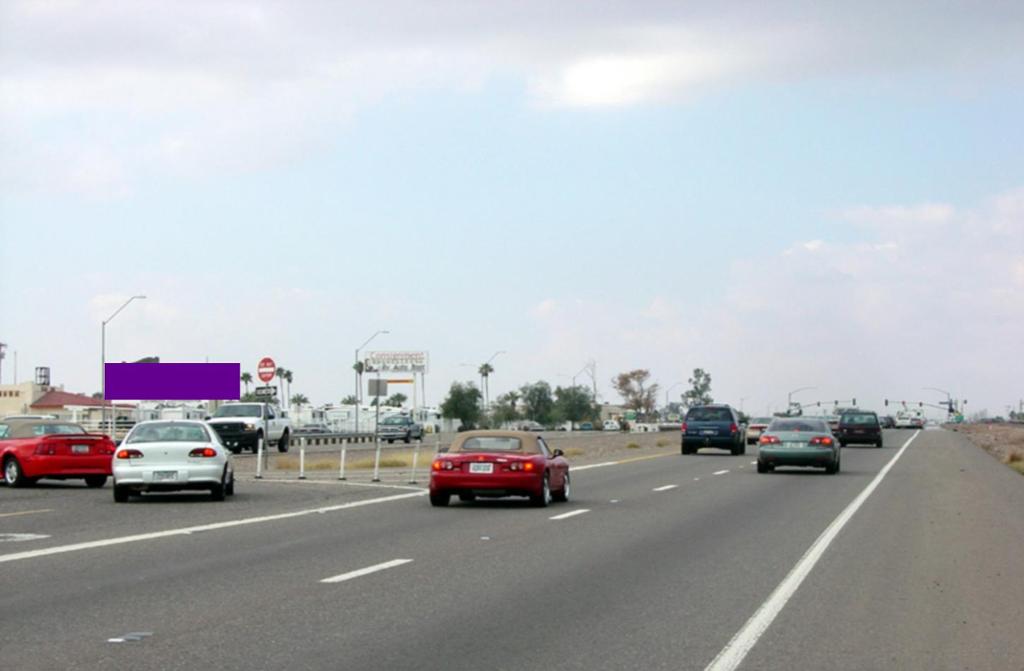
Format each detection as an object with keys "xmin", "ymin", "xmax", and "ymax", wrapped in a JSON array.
[
  {"xmin": 409, "ymin": 439, "xmax": 421, "ymax": 484},
  {"xmin": 299, "ymin": 445, "xmax": 306, "ymax": 480},
  {"xmin": 255, "ymin": 437, "xmax": 264, "ymax": 479},
  {"xmin": 372, "ymin": 438, "xmax": 382, "ymax": 482},
  {"xmin": 338, "ymin": 440, "xmax": 348, "ymax": 481}
]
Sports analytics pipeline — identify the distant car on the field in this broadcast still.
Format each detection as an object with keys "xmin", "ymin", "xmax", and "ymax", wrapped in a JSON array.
[
  {"xmin": 112, "ymin": 420, "xmax": 234, "ymax": 502},
  {"xmin": 377, "ymin": 415, "xmax": 424, "ymax": 443},
  {"xmin": 825, "ymin": 415, "xmax": 841, "ymax": 433},
  {"xmin": 745, "ymin": 417, "xmax": 773, "ymax": 445},
  {"xmin": 602, "ymin": 419, "xmax": 621, "ymax": 431},
  {"xmin": 681, "ymin": 404, "xmax": 746, "ymax": 455},
  {"xmin": 578, "ymin": 422, "xmax": 594, "ymax": 431},
  {"xmin": 518, "ymin": 420, "xmax": 545, "ymax": 432},
  {"xmin": 836, "ymin": 411, "xmax": 883, "ymax": 447},
  {"xmin": 429, "ymin": 431, "xmax": 570, "ymax": 507},
  {"xmin": 894, "ymin": 412, "xmax": 922, "ymax": 429},
  {"xmin": 880, "ymin": 415, "xmax": 896, "ymax": 429},
  {"xmin": 757, "ymin": 417, "xmax": 840, "ymax": 474},
  {"xmin": 0, "ymin": 419, "xmax": 116, "ymax": 488},
  {"xmin": 296, "ymin": 423, "xmax": 331, "ymax": 434}
]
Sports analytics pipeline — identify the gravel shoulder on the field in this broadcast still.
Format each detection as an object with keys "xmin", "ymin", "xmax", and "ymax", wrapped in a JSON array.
[{"xmin": 946, "ymin": 423, "xmax": 1024, "ymax": 475}]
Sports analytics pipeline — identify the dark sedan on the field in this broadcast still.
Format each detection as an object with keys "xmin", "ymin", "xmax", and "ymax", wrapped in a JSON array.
[{"xmin": 837, "ymin": 412, "xmax": 883, "ymax": 447}]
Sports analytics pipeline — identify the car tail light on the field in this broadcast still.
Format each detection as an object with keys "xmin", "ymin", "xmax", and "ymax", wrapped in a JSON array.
[
  {"xmin": 189, "ymin": 447, "xmax": 217, "ymax": 458},
  {"xmin": 759, "ymin": 435, "xmax": 781, "ymax": 445},
  {"xmin": 116, "ymin": 449, "xmax": 144, "ymax": 459},
  {"xmin": 729, "ymin": 423, "xmax": 738, "ymax": 433},
  {"xmin": 35, "ymin": 442, "xmax": 57, "ymax": 455},
  {"xmin": 680, "ymin": 422, "xmax": 687, "ymax": 433},
  {"xmin": 810, "ymin": 436, "xmax": 834, "ymax": 447},
  {"xmin": 508, "ymin": 462, "xmax": 525, "ymax": 471},
  {"xmin": 432, "ymin": 460, "xmax": 458, "ymax": 471}
]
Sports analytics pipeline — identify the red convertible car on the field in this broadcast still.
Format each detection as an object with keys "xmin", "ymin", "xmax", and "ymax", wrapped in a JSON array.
[
  {"xmin": 0, "ymin": 419, "xmax": 116, "ymax": 488},
  {"xmin": 429, "ymin": 431, "xmax": 570, "ymax": 507}
]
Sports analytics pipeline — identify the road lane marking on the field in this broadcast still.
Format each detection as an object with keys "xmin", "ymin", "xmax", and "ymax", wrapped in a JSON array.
[
  {"xmin": 549, "ymin": 509, "xmax": 590, "ymax": 521},
  {"xmin": 704, "ymin": 430, "xmax": 921, "ymax": 671},
  {"xmin": 573, "ymin": 453, "xmax": 675, "ymax": 472},
  {"xmin": 750, "ymin": 461, "xmax": 756, "ymax": 465},
  {"xmin": 652, "ymin": 485, "xmax": 678, "ymax": 492},
  {"xmin": 572, "ymin": 461, "xmax": 618, "ymax": 471},
  {"xmin": 0, "ymin": 509, "xmax": 54, "ymax": 519},
  {"xmin": 0, "ymin": 490, "xmax": 426, "ymax": 565},
  {"xmin": 713, "ymin": 470, "xmax": 729, "ymax": 475},
  {"xmin": 321, "ymin": 558, "xmax": 413, "ymax": 584},
  {"xmin": 0, "ymin": 533, "xmax": 51, "ymax": 542}
]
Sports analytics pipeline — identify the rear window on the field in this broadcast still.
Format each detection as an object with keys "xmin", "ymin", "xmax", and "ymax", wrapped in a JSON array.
[
  {"xmin": 32, "ymin": 423, "xmax": 87, "ymax": 436},
  {"xmin": 0, "ymin": 424, "xmax": 8, "ymax": 439},
  {"xmin": 686, "ymin": 407, "xmax": 732, "ymax": 422},
  {"xmin": 127, "ymin": 423, "xmax": 211, "ymax": 443},
  {"xmin": 768, "ymin": 419, "xmax": 828, "ymax": 433},
  {"xmin": 842, "ymin": 414, "xmax": 878, "ymax": 425},
  {"xmin": 457, "ymin": 437, "xmax": 523, "ymax": 452}
]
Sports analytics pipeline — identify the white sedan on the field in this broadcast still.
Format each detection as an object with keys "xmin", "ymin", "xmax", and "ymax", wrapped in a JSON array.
[{"xmin": 112, "ymin": 420, "xmax": 235, "ymax": 502}]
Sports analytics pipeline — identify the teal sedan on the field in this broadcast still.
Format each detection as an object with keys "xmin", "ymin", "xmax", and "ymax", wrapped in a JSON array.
[{"xmin": 756, "ymin": 417, "xmax": 840, "ymax": 474}]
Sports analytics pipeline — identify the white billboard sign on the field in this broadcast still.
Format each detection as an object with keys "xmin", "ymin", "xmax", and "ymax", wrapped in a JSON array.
[{"xmin": 364, "ymin": 351, "xmax": 429, "ymax": 373}]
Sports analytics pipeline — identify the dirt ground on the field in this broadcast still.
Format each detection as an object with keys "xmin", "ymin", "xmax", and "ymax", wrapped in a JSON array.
[{"xmin": 947, "ymin": 423, "xmax": 1024, "ymax": 475}]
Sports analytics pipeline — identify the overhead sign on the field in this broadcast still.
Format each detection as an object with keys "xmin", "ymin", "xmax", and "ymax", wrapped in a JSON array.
[
  {"xmin": 257, "ymin": 357, "xmax": 276, "ymax": 383},
  {"xmin": 254, "ymin": 386, "xmax": 276, "ymax": 398},
  {"xmin": 364, "ymin": 351, "xmax": 429, "ymax": 373}
]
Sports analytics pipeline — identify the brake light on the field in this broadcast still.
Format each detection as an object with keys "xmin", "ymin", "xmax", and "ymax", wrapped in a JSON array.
[
  {"xmin": 759, "ymin": 435, "xmax": 781, "ymax": 445},
  {"xmin": 35, "ymin": 442, "xmax": 57, "ymax": 455},
  {"xmin": 729, "ymin": 423, "xmax": 738, "ymax": 434},
  {"xmin": 680, "ymin": 422, "xmax": 687, "ymax": 433},
  {"xmin": 116, "ymin": 449, "xmax": 144, "ymax": 459},
  {"xmin": 524, "ymin": 461, "xmax": 535, "ymax": 472},
  {"xmin": 810, "ymin": 436, "xmax": 834, "ymax": 447},
  {"xmin": 432, "ymin": 460, "xmax": 458, "ymax": 471},
  {"xmin": 509, "ymin": 462, "xmax": 525, "ymax": 471},
  {"xmin": 189, "ymin": 447, "xmax": 217, "ymax": 458}
]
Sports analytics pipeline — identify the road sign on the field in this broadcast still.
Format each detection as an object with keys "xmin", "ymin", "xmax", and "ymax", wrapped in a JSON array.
[
  {"xmin": 368, "ymin": 379, "xmax": 388, "ymax": 397},
  {"xmin": 254, "ymin": 386, "xmax": 276, "ymax": 398},
  {"xmin": 257, "ymin": 357, "xmax": 276, "ymax": 383},
  {"xmin": 364, "ymin": 351, "xmax": 429, "ymax": 373}
]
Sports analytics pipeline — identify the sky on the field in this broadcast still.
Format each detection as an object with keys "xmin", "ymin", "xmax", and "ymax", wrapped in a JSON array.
[{"xmin": 1, "ymin": 1, "xmax": 1022, "ymax": 418}]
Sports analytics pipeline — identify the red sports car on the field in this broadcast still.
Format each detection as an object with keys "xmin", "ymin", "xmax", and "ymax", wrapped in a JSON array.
[
  {"xmin": 0, "ymin": 419, "xmax": 116, "ymax": 488},
  {"xmin": 429, "ymin": 430, "xmax": 570, "ymax": 507}
]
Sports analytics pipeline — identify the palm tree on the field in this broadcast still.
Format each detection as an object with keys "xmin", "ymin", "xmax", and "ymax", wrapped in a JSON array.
[
  {"xmin": 290, "ymin": 393, "xmax": 309, "ymax": 412},
  {"xmin": 478, "ymin": 363, "xmax": 495, "ymax": 409},
  {"xmin": 284, "ymin": 370, "xmax": 294, "ymax": 409},
  {"xmin": 240, "ymin": 372, "xmax": 253, "ymax": 395},
  {"xmin": 275, "ymin": 367, "xmax": 285, "ymax": 403}
]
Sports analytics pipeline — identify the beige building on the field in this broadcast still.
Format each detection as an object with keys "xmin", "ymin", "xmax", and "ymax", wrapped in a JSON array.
[{"xmin": 0, "ymin": 381, "xmax": 52, "ymax": 417}]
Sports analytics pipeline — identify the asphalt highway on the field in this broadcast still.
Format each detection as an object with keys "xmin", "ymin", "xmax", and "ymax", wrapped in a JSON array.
[{"xmin": 2, "ymin": 429, "xmax": 1023, "ymax": 671}]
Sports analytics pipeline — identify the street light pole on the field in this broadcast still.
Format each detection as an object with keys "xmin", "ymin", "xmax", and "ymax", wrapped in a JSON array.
[
  {"xmin": 665, "ymin": 382, "xmax": 683, "ymax": 408},
  {"xmin": 354, "ymin": 329, "xmax": 389, "ymax": 436},
  {"xmin": 101, "ymin": 295, "xmax": 146, "ymax": 438},
  {"xmin": 787, "ymin": 386, "xmax": 817, "ymax": 413}
]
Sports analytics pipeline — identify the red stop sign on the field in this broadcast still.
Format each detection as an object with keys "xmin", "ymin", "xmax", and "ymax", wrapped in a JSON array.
[{"xmin": 257, "ymin": 357, "xmax": 276, "ymax": 383}]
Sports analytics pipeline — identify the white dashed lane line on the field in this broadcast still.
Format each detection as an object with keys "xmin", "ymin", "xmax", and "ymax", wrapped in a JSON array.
[
  {"xmin": 652, "ymin": 485, "xmax": 678, "ymax": 492},
  {"xmin": 321, "ymin": 558, "xmax": 413, "ymax": 584},
  {"xmin": 549, "ymin": 509, "xmax": 591, "ymax": 521},
  {"xmin": 713, "ymin": 470, "xmax": 729, "ymax": 475}
]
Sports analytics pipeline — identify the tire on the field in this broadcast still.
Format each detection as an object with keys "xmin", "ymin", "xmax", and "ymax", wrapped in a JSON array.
[
  {"xmin": 458, "ymin": 493, "xmax": 476, "ymax": 502},
  {"xmin": 387, "ymin": 439, "xmax": 394, "ymax": 444},
  {"xmin": 113, "ymin": 485, "xmax": 130, "ymax": 503},
  {"xmin": 84, "ymin": 475, "xmax": 108, "ymax": 488},
  {"xmin": 757, "ymin": 460, "xmax": 768, "ymax": 474},
  {"xmin": 210, "ymin": 481, "xmax": 226, "ymax": 501},
  {"xmin": 404, "ymin": 433, "xmax": 411, "ymax": 444},
  {"xmin": 876, "ymin": 440, "xmax": 884, "ymax": 448},
  {"xmin": 277, "ymin": 431, "xmax": 290, "ymax": 453},
  {"xmin": 430, "ymin": 492, "xmax": 450, "ymax": 507},
  {"xmin": 3, "ymin": 457, "xmax": 30, "ymax": 488},
  {"xmin": 552, "ymin": 472, "xmax": 571, "ymax": 502},
  {"xmin": 530, "ymin": 473, "xmax": 552, "ymax": 508},
  {"xmin": 825, "ymin": 460, "xmax": 838, "ymax": 475},
  {"xmin": 227, "ymin": 446, "xmax": 241, "ymax": 455},
  {"xmin": 839, "ymin": 440, "xmax": 847, "ymax": 447},
  {"xmin": 681, "ymin": 441, "xmax": 694, "ymax": 455},
  {"xmin": 731, "ymin": 442, "xmax": 743, "ymax": 456},
  {"xmin": 224, "ymin": 468, "xmax": 235, "ymax": 496}
]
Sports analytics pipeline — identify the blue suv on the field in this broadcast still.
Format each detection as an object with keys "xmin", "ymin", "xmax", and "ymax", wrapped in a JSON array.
[{"xmin": 681, "ymin": 404, "xmax": 747, "ymax": 455}]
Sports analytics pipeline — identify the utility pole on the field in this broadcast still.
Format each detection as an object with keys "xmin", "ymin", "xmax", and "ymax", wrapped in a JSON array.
[
  {"xmin": 354, "ymin": 329, "xmax": 388, "ymax": 436},
  {"xmin": 0, "ymin": 342, "xmax": 6, "ymax": 384},
  {"xmin": 101, "ymin": 296, "xmax": 146, "ymax": 438}
]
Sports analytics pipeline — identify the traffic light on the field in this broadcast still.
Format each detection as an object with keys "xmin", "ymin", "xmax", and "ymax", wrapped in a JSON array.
[
  {"xmin": 852, "ymin": 398, "xmax": 856, "ymax": 406},
  {"xmin": 884, "ymin": 399, "xmax": 889, "ymax": 406},
  {"xmin": 919, "ymin": 401, "xmax": 923, "ymax": 407}
]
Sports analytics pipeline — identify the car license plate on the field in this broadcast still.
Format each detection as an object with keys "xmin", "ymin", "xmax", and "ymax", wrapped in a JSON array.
[
  {"xmin": 782, "ymin": 442, "xmax": 805, "ymax": 449},
  {"xmin": 153, "ymin": 471, "xmax": 178, "ymax": 481},
  {"xmin": 469, "ymin": 463, "xmax": 493, "ymax": 474},
  {"xmin": 701, "ymin": 429, "xmax": 717, "ymax": 436},
  {"xmin": 71, "ymin": 444, "xmax": 90, "ymax": 454}
]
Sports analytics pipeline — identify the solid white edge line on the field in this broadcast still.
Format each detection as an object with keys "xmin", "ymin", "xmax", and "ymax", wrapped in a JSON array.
[
  {"xmin": 703, "ymin": 430, "xmax": 921, "ymax": 671},
  {"xmin": 653, "ymin": 485, "xmax": 678, "ymax": 492},
  {"xmin": 321, "ymin": 558, "xmax": 413, "ymax": 584},
  {"xmin": 572, "ymin": 461, "xmax": 618, "ymax": 471},
  {"xmin": 549, "ymin": 509, "xmax": 591, "ymax": 520},
  {"xmin": 0, "ymin": 490, "xmax": 426, "ymax": 565},
  {"xmin": 713, "ymin": 470, "xmax": 729, "ymax": 475}
]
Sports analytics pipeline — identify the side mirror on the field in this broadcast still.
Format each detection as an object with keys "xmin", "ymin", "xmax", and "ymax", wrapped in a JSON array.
[{"xmin": 553, "ymin": 449, "xmax": 564, "ymax": 458}]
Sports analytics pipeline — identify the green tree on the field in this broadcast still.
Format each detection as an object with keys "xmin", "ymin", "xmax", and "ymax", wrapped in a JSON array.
[
  {"xmin": 682, "ymin": 368, "xmax": 713, "ymax": 408},
  {"xmin": 290, "ymin": 393, "xmax": 309, "ymax": 411},
  {"xmin": 491, "ymin": 391, "xmax": 521, "ymax": 426},
  {"xmin": 555, "ymin": 385, "xmax": 594, "ymax": 426},
  {"xmin": 385, "ymin": 393, "xmax": 407, "ymax": 407},
  {"xmin": 440, "ymin": 382, "xmax": 483, "ymax": 430},
  {"xmin": 240, "ymin": 372, "xmax": 253, "ymax": 394},
  {"xmin": 341, "ymin": 394, "xmax": 358, "ymax": 405},
  {"xmin": 612, "ymin": 369, "xmax": 660, "ymax": 420},
  {"xmin": 520, "ymin": 381, "xmax": 555, "ymax": 424}
]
